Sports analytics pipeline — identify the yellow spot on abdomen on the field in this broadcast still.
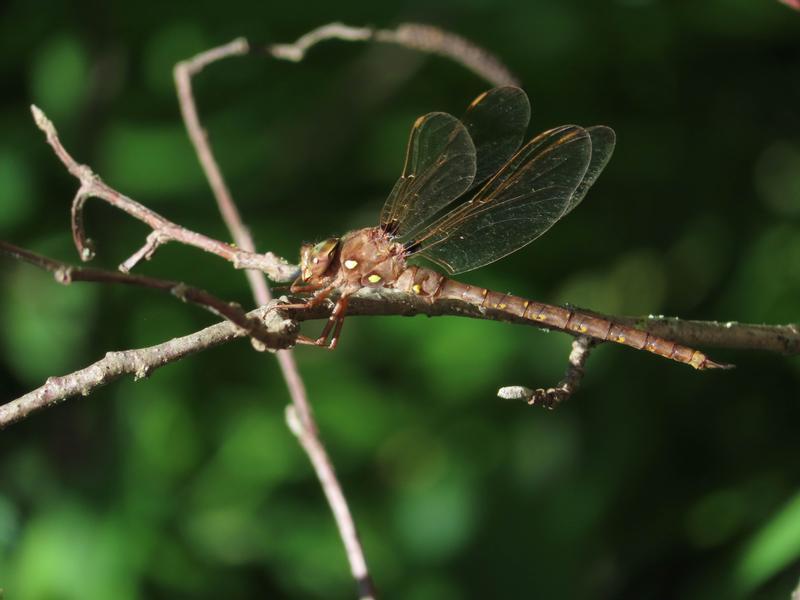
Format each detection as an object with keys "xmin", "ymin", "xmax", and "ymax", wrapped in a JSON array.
[
  {"xmin": 578, "ymin": 325, "xmax": 588, "ymax": 333},
  {"xmin": 412, "ymin": 283, "xmax": 422, "ymax": 294},
  {"xmin": 367, "ymin": 274, "xmax": 382, "ymax": 283},
  {"xmin": 617, "ymin": 336, "xmax": 626, "ymax": 343}
]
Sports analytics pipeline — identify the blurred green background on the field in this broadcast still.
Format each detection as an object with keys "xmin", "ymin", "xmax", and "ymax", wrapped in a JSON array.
[{"xmin": 1, "ymin": 0, "xmax": 799, "ymax": 598}]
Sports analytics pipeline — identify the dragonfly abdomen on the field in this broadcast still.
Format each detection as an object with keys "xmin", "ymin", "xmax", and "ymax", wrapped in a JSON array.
[{"xmin": 395, "ymin": 266, "xmax": 726, "ymax": 370}]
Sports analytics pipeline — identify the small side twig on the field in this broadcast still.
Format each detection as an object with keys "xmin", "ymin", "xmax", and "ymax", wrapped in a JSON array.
[
  {"xmin": 0, "ymin": 241, "xmax": 293, "ymax": 352},
  {"xmin": 30, "ymin": 105, "xmax": 297, "ymax": 282},
  {"xmin": 269, "ymin": 23, "xmax": 373, "ymax": 62},
  {"xmin": 498, "ymin": 335, "xmax": 596, "ymax": 408},
  {"xmin": 268, "ymin": 21, "xmax": 518, "ymax": 87},
  {"xmin": 0, "ymin": 302, "xmax": 292, "ymax": 429},
  {"xmin": 374, "ymin": 23, "xmax": 519, "ymax": 87}
]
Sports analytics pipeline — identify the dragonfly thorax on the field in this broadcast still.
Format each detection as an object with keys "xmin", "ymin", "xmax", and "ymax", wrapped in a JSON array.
[{"xmin": 335, "ymin": 227, "xmax": 406, "ymax": 289}]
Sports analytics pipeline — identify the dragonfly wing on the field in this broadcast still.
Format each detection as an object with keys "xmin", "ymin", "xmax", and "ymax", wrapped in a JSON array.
[
  {"xmin": 412, "ymin": 125, "xmax": 593, "ymax": 275},
  {"xmin": 564, "ymin": 125, "xmax": 616, "ymax": 216},
  {"xmin": 461, "ymin": 86, "xmax": 531, "ymax": 187},
  {"xmin": 380, "ymin": 112, "xmax": 476, "ymax": 240}
]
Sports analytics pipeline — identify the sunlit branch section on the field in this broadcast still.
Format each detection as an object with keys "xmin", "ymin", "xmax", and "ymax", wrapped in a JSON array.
[
  {"xmin": 0, "ymin": 241, "xmax": 294, "ymax": 351},
  {"xmin": 0, "ymin": 303, "xmax": 292, "ymax": 430},
  {"xmin": 269, "ymin": 22, "xmax": 518, "ymax": 87},
  {"xmin": 30, "ymin": 105, "xmax": 298, "ymax": 283}
]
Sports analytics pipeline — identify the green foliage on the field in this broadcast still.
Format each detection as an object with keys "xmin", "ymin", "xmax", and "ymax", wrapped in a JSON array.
[
  {"xmin": 1, "ymin": 236, "xmax": 98, "ymax": 384},
  {"xmin": 1, "ymin": 1, "xmax": 799, "ymax": 598},
  {"xmin": 29, "ymin": 35, "xmax": 88, "ymax": 121}
]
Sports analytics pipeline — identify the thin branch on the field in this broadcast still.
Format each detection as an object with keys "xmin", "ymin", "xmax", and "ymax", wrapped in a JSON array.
[
  {"xmin": 285, "ymin": 405, "xmax": 375, "ymax": 599},
  {"xmin": 620, "ymin": 315, "xmax": 800, "ymax": 356},
  {"xmin": 2, "ymin": 240, "xmax": 799, "ymax": 430},
  {"xmin": 30, "ymin": 105, "xmax": 298, "ymax": 282},
  {"xmin": 268, "ymin": 21, "xmax": 518, "ymax": 87},
  {"xmin": 0, "ymin": 241, "xmax": 290, "ymax": 351},
  {"xmin": 175, "ymin": 38, "xmax": 376, "ymax": 598},
  {"xmin": 374, "ymin": 23, "xmax": 519, "ymax": 87},
  {"xmin": 283, "ymin": 287, "xmax": 800, "ymax": 357},
  {"xmin": 269, "ymin": 23, "xmax": 373, "ymax": 62},
  {"xmin": 4, "ymin": 240, "xmax": 797, "ymax": 361},
  {"xmin": 0, "ymin": 303, "xmax": 293, "ymax": 429},
  {"xmin": 498, "ymin": 336, "xmax": 596, "ymax": 408}
]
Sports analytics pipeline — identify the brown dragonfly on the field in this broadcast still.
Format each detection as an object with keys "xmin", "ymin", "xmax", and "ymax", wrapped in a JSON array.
[{"xmin": 286, "ymin": 86, "xmax": 726, "ymax": 370}]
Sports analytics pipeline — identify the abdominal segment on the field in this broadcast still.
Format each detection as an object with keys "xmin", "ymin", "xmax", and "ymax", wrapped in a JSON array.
[{"xmin": 393, "ymin": 265, "xmax": 726, "ymax": 370}]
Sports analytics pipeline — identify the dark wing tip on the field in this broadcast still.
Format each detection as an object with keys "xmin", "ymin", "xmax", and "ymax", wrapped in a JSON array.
[{"xmin": 587, "ymin": 125, "xmax": 616, "ymax": 150}]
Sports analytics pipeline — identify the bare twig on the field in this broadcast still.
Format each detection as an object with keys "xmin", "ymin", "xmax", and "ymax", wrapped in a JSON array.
[
  {"xmin": 282, "ymin": 287, "xmax": 800, "ymax": 357},
  {"xmin": 269, "ymin": 23, "xmax": 373, "ymax": 61},
  {"xmin": 374, "ymin": 23, "xmax": 519, "ymax": 86},
  {"xmin": 621, "ymin": 315, "xmax": 800, "ymax": 356},
  {"xmin": 175, "ymin": 38, "xmax": 376, "ymax": 598},
  {"xmin": 268, "ymin": 21, "xmax": 518, "ymax": 87},
  {"xmin": 4, "ymin": 266, "xmax": 798, "ymax": 430},
  {"xmin": 285, "ymin": 406, "xmax": 375, "ymax": 599},
  {"xmin": 4, "ymin": 241, "xmax": 797, "ymax": 361},
  {"xmin": 0, "ymin": 303, "xmax": 294, "ymax": 429},
  {"xmin": 0, "ymin": 241, "xmax": 289, "ymax": 351},
  {"xmin": 498, "ymin": 336, "xmax": 596, "ymax": 408},
  {"xmin": 30, "ymin": 105, "xmax": 297, "ymax": 282}
]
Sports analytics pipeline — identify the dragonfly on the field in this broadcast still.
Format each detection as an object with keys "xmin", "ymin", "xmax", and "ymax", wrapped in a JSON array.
[{"xmin": 286, "ymin": 86, "xmax": 727, "ymax": 370}]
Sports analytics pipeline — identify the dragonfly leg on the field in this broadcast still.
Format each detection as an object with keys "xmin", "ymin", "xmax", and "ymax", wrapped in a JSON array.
[
  {"xmin": 270, "ymin": 285, "xmax": 334, "ymax": 313},
  {"xmin": 313, "ymin": 295, "xmax": 350, "ymax": 349},
  {"xmin": 289, "ymin": 280, "xmax": 326, "ymax": 294},
  {"xmin": 296, "ymin": 334, "xmax": 321, "ymax": 346},
  {"xmin": 325, "ymin": 296, "xmax": 350, "ymax": 350}
]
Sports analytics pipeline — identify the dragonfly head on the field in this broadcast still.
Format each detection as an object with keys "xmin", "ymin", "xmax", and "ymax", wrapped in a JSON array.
[{"xmin": 299, "ymin": 238, "xmax": 340, "ymax": 282}]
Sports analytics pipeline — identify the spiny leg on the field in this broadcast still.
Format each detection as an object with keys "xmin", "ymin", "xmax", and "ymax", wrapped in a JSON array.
[
  {"xmin": 313, "ymin": 295, "xmax": 350, "ymax": 349},
  {"xmin": 326, "ymin": 296, "xmax": 349, "ymax": 350},
  {"xmin": 272, "ymin": 284, "xmax": 334, "ymax": 313},
  {"xmin": 289, "ymin": 280, "xmax": 326, "ymax": 294}
]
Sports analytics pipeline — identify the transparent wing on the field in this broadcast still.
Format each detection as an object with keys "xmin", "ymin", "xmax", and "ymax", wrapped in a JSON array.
[
  {"xmin": 564, "ymin": 125, "xmax": 616, "ymax": 216},
  {"xmin": 461, "ymin": 86, "xmax": 531, "ymax": 187},
  {"xmin": 410, "ymin": 125, "xmax": 593, "ymax": 275},
  {"xmin": 379, "ymin": 112, "xmax": 476, "ymax": 240}
]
